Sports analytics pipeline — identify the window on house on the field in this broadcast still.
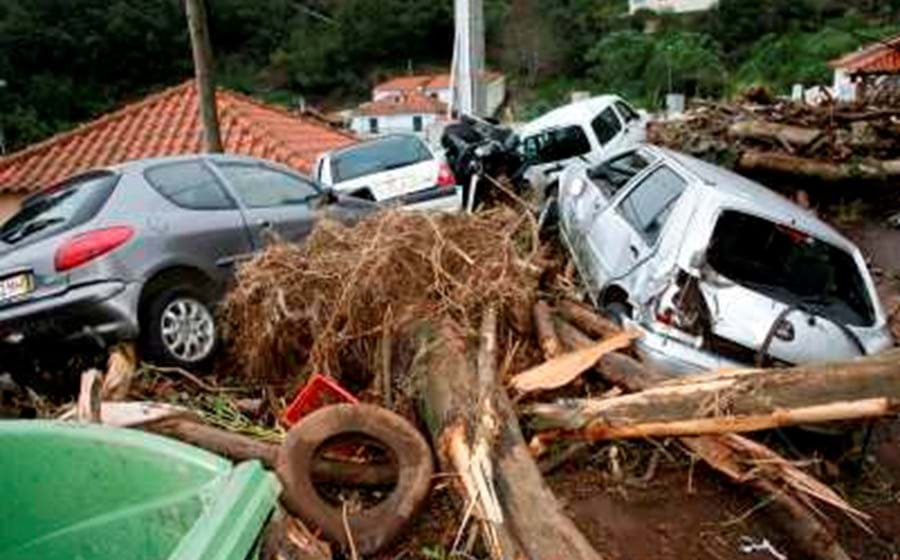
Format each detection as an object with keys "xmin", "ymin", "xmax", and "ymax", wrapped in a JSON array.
[
  {"xmin": 369, "ymin": 118, "xmax": 379, "ymax": 134},
  {"xmin": 413, "ymin": 115, "xmax": 423, "ymax": 132}
]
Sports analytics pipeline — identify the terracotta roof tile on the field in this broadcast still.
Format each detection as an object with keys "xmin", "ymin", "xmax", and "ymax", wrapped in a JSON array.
[
  {"xmin": 830, "ymin": 34, "xmax": 900, "ymax": 75},
  {"xmin": 0, "ymin": 80, "xmax": 357, "ymax": 194},
  {"xmin": 358, "ymin": 92, "xmax": 448, "ymax": 117},
  {"xmin": 374, "ymin": 71, "xmax": 503, "ymax": 93}
]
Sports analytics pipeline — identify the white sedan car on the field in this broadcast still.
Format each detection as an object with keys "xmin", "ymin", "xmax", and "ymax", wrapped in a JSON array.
[
  {"xmin": 559, "ymin": 144, "xmax": 894, "ymax": 373},
  {"xmin": 315, "ymin": 134, "xmax": 462, "ymax": 212}
]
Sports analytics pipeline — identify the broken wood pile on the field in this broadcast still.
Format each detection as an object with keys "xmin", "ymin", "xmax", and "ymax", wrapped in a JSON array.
[
  {"xmin": 205, "ymin": 208, "xmax": 900, "ymax": 559},
  {"xmin": 648, "ymin": 99, "xmax": 900, "ymax": 182}
]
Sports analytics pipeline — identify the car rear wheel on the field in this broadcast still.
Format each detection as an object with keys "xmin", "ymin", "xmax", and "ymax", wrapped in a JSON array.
[{"xmin": 142, "ymin": 285, "xmax": 218, "ymax": 368}]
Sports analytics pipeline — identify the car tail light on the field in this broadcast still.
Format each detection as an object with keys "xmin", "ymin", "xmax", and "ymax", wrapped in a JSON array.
[
  {"xmin": 437, "ymin": 162, "xmax": 456, "ymax": 188},
  {"xmin": 54, "ymin": 226, "xmax": 134, "ymax": 272}
]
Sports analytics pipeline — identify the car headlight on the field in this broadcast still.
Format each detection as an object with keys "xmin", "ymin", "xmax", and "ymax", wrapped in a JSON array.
[{"xmin": 568, "ymin": 177, "xmax": 586, "ymax": 197}]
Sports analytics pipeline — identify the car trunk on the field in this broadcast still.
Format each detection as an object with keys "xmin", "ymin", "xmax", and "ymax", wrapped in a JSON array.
[{"xmin": 336, "ymin": 159, "xmax": 437, "ymax": 202}]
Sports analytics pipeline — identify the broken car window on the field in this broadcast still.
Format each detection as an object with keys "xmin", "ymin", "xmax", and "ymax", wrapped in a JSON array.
[
  {"xmin": 617, "ymin": 166, "xmax": 686, "ymax": 246},
  {"xmin": 587, "ymin": 150, "xmax": 651, "ymax": 198},
  {"xmin": 591, "ymin": 107, "xmax": 623, "ymax": 146},
  {"xmin": 615, "ymin": 101, "xmax": 640, "ymax": 124},
  {"xmin": 523, "ymin": 126, "xmax": 591, "ymax": 164},
  {"xmin": 707, "ymin": 211, "xmax": 875, "ymax": 327}
]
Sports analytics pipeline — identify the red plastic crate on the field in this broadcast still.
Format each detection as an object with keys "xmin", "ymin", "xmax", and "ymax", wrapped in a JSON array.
[{"xmin": 281, "ymin": 373, "xmax": 359, "ymax": 427}]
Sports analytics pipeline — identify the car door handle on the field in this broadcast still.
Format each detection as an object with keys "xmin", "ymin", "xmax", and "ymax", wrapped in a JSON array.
[
  {"xmin": 630, "ymin": 245, "xmax": 640, "ymax": 259},
  {"xmin": 256, "ymin": 220, "xmax": 273, "ymax": 230}
]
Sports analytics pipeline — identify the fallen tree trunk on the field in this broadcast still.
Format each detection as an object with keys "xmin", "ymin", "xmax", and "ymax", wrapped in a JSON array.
[
  {"xmin": 549, "ymin": 318, "xmax": 858, "ymax": 560},
  {"xmin": 555, "ymin": 300, "xmax": 622, "ymax": 340},
  {"xmin": 415, "ymin": 317, "xmax": 603, "ymax": 560},
  {"xmin": 738, "ymin": 150, "xmax": 900, "ymax": 181},
  {"xmin": 143, "ymin": 417, "xmax": 396, "ymax": 486},
  {"xmin": 529, "ymin": 349, "xmax": 900, "ymax": 439},
  {"xmin": 533, "ymin": 300, "xmax": 564, "ymax": 360},
  {"xmin": 729, "ymin": 120, "xmax": 822, "ymax": 151}
]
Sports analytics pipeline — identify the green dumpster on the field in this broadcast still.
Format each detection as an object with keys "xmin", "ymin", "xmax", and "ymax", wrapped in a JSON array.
[{"xmin": 0, "ymin": 421, "xmax": 281, "ymax": 560}]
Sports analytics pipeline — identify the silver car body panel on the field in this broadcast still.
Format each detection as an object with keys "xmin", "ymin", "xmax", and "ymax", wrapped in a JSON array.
[
  {"xmin": 559, "ymin": 145, "xmax": 894, "ymax": 373},
  {"xmin": 0, "ymin": 154, "xmax": 372, "ymax": 346}
]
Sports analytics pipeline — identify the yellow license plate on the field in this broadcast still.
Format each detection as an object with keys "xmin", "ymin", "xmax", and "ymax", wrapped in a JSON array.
[{"xmin": 0, "ymin": 273, "xmax": 33, "ymax": 302}]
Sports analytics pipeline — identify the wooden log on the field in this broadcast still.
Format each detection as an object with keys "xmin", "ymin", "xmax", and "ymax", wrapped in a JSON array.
[
  {"xmin": 550, "ymin": 318, "xmax": 859, "ymax": 560},
  {"xmin": 728, "ymin": 120, "xmax": 822, "ymax": 150},
  {"xmin": 555, "ymin": 300, "xmax": 622, "ymax": 340},
  {"xmin": 738, "ymin": 151, "xmax": 900, "ymax": 181},
  {"xmin": 510, "ymin": 330, "xmax": 639, "ymax": 395},
  {"xmin": 415, "ymin": 318, "xmax": 603, "ymax": 560},
  {"xmin": 533, "ymin": 301, "xmax": 563, "ymax": 360},
  {"xmin": 143, "ymin": 418, "xmax": 395, "ymax": 487},
  {"xmin": 554, "ymin": 318, "xmax": 669, "ymax": 390},
  {"xmin": 529, "ymin": 349, "xmax": 900, "ymax": 438}
]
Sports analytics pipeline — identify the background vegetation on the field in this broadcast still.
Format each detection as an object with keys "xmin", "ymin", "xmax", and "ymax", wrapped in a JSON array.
[{"xmin": 1, "ymin": 0, "xmax": 899, "ymax": 153}]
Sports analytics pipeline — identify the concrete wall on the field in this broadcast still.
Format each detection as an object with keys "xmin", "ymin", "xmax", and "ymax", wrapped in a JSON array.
[
  {"xmin": 0, "ymin": 193, "xmax": 23, "ymax": 223},
  {"xmin": 485, "ymin": 77, "xmax": 507, "ymax": 116},
  {"xmin": 630, "ymin": 0, "xmax": 718, "ymax": 14},
  {"xmin": 350, "ymin": 113, "xmax": 441, "ymax": 138}
]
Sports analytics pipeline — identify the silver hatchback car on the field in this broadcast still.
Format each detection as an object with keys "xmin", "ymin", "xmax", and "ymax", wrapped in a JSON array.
[
  {"xmin": 0, "ymin": 154, "xmax": 373, "ymax": 369},
  {"xmin": 558, "ymin": 144, "xmax": 894, "ymax": 373}
]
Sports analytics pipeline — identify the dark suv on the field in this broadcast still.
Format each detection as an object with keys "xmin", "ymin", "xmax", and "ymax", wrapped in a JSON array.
[{"xmin": 0, "ymin": 154, "xmax": 373, "ymax": 369}]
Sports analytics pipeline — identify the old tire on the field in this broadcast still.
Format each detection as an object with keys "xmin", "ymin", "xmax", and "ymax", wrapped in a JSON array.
[{"xmin": 277, "ymin": 404, "xmax": 434, "ymax": 555}]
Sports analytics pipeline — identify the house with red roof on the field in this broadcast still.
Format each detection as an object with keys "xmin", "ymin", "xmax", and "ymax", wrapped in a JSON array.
[
  {"xmin": 0, "ymin": 80, "xmax": 357, "ymax": 220},
  {"xmin": 830, "ymin": 34, "xmax": 900, "ymax": 103},
  {"xmin": 353, "ymin": 70, "xmax": 506, "ymax": 137}
]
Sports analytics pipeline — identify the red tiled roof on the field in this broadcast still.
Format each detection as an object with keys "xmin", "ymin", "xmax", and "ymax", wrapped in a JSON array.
[
  {"xmin": 830, "ymin": 34, "xmax": 900, "ymax": 75},
  {"xmin": 358, "ymin": 92, "xmax": 448, "ymax": 117},
  {"xmin": 373, "ymin": 75, "xmax": 434, "ymax": 93},
  {"xmin": 374, "ymin": 71, "xmax": 504, "ymax": 93},
  {"xmin": 0, "ymin": 80, "xmax": 358, "ymax": 194}
]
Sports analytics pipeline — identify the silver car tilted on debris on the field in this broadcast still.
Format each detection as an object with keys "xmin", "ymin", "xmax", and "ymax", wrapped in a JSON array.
[
  {"xmin": 558, "ymin": 144, "xmax": 894, "ymax": 373},
  {"xmin": 0, "ymin": 154, "xmax": 374, "ymax": 370}
]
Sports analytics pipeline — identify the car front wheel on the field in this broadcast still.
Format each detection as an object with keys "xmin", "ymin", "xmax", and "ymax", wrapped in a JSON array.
[{"xmin": 142, "ymin": 286, "xmax": 218, "ymax": 368}]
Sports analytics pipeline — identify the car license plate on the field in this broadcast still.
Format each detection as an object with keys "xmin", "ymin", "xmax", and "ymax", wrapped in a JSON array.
[{"xmin": 0, "ymin": 273, "xmax": 33, "ymax": 303}]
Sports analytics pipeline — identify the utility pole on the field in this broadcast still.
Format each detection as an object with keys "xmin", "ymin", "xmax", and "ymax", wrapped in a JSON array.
[
  {"xmin": 453, "ymin": 0, "xmax": 485, "ymax": 116},
  {"xmin": 0, "ymin": 79, "xmax": 7, "ymax": 155},
  {"xmin": 185, "ymin": 0, "xmax": 224, "ymax": 153}
]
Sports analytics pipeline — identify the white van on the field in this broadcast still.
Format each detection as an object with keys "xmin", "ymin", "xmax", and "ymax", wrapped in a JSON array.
[{"xmin": 518, "ymin": 95, "xmax": 647, "ymax": 203}]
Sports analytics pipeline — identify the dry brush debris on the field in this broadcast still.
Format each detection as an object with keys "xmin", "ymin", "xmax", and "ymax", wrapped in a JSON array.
[{"xmin": 222, "ymin": 208, "xmax": 544, "ymax": 384}]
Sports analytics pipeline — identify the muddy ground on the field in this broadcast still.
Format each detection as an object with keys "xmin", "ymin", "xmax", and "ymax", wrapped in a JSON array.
[{"xmin": 374, "ymin": 420, "xmax": 900, "ymax": 560}]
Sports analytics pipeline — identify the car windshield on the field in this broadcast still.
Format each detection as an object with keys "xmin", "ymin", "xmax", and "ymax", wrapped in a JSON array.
[
  {"xmin": 707, "ymin": 210, "xmax": 875, "ymax": 327},
  {"xmin": 0, "ymin": 172, "xmax": 118, "ymax": 245},
  {"xmin": 331, "ymin": 136, "xmax": 432, "ymax": 183},
  {"xmin": 588, "ymin": 150, "xmax": 652, "ymax": 198}
]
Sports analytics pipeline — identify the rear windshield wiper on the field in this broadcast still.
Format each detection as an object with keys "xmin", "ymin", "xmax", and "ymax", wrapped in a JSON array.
[{"xmin": 1, "ymin": 216, "xmax": 65, "ymax": 243}]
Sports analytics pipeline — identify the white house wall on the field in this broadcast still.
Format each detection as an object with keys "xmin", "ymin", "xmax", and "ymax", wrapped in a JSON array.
[
  {"xmin": 350, "ymin": 113, "xmax": 441, "ymax": 137},
  {"xmin": 629, "ymin": 0, "xmax": 718, "ymax": 14}
]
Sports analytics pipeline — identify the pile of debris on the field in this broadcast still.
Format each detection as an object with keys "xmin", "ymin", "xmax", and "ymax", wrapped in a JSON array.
[
  {"xmin": 218, "ymin": 208, "xmax": 898, "ymax": 560},
  {"xmin": 648, "ymin": 99, "xmax": 900, "ymax": 183},
  {"xmin": 31, "ymin": 206, "xmax": 900, "ymax": 560}
]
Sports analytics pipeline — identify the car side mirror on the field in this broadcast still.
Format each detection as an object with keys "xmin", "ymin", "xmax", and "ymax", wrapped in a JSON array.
[
  {"xmin": 689, "ymin": 249, "xmax": 707, "ymax": 273},
  {"xmin": 312, "ymin": 187, "xmax": 339, "ymax": 209}
]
